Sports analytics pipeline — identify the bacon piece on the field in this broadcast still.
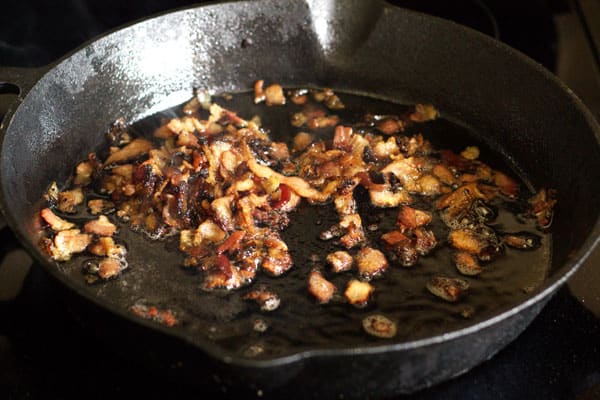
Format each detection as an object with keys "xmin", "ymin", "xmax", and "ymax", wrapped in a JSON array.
[
  {"xmin": 355, "ymin": 247, "xmax": 388, "ymax": 280},
  {"xmin": 264, "ymin": 84, "xmax": 286, "ymax": 106},
  {"xmin": 432, "ymin": 163, "xmax": 456, "ymax": 186},
  {"xmin": 308, "ymin": 270, "xmax": 336, "ymax": 304},
  {"xmin": 49, "ymin": 229, "xmax": 92, "ymax": 261},
  {"xmin": 217, "ymin": 231, "xmax": 246, "ymax": 255},
  {"xmin": 426, "ymin": 276, "xmax": 469, "ymax": 302},
  {"xmin": 326, "ymin": 251, "xmax": 353, "ymax": 273},
  {"xmin": 97, "ymin": 257, "xmax": 123, "ymax": 280},
  {"xmin": 397, "ymin": 206, "xmax": 432, "ymax": 230},
  {"xmin": 362, "ymin": 315, "xmax": 397, "ymax": 338},
  {"xmin": 130, "ymin": 304, "xmax": 178, "ymax": 327},
  {"xmin": 84, "ymin": 215, "xmax": 117, "ymax": 236},
  {"xmin": 40, "ymin": 208, "xmax": 75, "ymax": 231},
  {"xmin": 369, "ymin": 187, "xmax": 412, "ymax": 208},
  {"xmin": 293, "ymin": 132, "xmax": 313, "ymax": 152},
  {"xmin": 74, "ymin": 161, "xmax": 94, "ymax": 186},
  {"xmin": 247, "ymin": 158, "xmax": 329, "ymax": 202},
  {"xmin": 254, "ymin": 79, "xmax": 266, "ymax": 104},
  {"xmin": 453, "ymin": 251, "xmax": 483, "ymax": 276},
  {"xmin": 211, "ymin": 196, "xmax": 235, "ymax": 232},
  {"xmin": 104, "ymin": 138, "xmax": 153, "ymax": 165},
  {"xmin": 493, "ymin": 172, "xmax": 519, "ymax": 198},
  {"xmin": 376, "ymin": 118, "xmax": 403, "ymax": 135},
  {"xmin": 381, "ymin": 230, "xmax": 410, "ymax": 246},
  {"xmin": 409, "ymin": 103, "xmax": 438, "ymax": 122},
  {"xmin": 381, "ymin": 157, "xmax": 421, "ymax": 192},
  {"xmin": 528, "ymin": 188, "xmax": 557, "ymax": 230},
  {"xmin": 261, "ymin": 233, "xmax": 292, "ymax": 276},
  {"xmin": 344, "ymin": 279, "xmax": 374, "ymax": 306},
  {"xmin": 448, "ymin": 228, "xmax": 488, "ymax": 255},
  {"xmin": 243, "ymin": 286, "xmax": 281, "ymax": 311},
  {"xmin": 88, "ymin": 237, "xmax": 126, "ymax": 258},
  {"xmin": 87, "ymin": 199, "xmax": 116, "ymax": 215}
]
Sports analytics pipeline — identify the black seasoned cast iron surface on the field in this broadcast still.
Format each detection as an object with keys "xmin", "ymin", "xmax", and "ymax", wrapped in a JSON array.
[
  {"xmin": 1, "ymin": 0, "xmax": 600, "ymax": 396},
  {"xmin": 52, "ymin": 90, "xmax": 551, "ymax": 359}
]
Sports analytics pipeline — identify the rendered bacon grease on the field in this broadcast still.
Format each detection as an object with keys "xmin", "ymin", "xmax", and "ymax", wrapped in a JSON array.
[{"xmin": 39, "ymin": 82, "xmax": 556, "ymax": 336}]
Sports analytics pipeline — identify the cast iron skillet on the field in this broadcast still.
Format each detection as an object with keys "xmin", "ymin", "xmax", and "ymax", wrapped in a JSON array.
[{"xmin": 1, "ymin": 0, "xmax": 600, "ymax": 397}]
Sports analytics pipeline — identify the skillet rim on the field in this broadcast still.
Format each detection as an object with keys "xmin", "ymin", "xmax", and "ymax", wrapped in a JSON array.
[{"xmin": 1, "ymin": 0, "xmax": 600, "ymax": 369}]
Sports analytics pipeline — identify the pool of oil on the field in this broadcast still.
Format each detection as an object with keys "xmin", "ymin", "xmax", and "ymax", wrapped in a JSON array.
[{"xmin": 55, "ymin": 89, "xmax": 551, "ymax": 359}]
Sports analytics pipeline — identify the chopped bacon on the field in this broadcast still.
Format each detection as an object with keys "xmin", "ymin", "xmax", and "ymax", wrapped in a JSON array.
[
  {"xmin": 97, "ymin": 257, "xmax": 123, "ymax": 280},
  {"xmin": 453, "ymin": 251, "xmax": 483, "ymax": 276},
  {"xmin": 243, "ymin": 286, "xmax": 281, "ymax": 311},
  {"xmin": 88, "ymin": 199, "xmax": 115, "ymax": 215},
  {"xmin": 130, "ymin": 304, "xmax": 178, "ymax": 327},
  {"xmin": 355, "ymin": 247, "xmax": 388, "ymax": 280},
  {"xmin": 253, "ymin": 79, "xmax": 266, "ymax": 104},
  {"xmin": 84, "ymin": 215, "xmax": 117, "ymax": 236},
  {"xmin": 217, "ymin": 231, "xmax": 246, "ymax": 255},
  {"xmin": 397, "ymin": 206, "xmax": 432, "ymax": 230},
  {"xmin": 448, "ymin": 228, "xmax": 489, "ymax": 255},
  {"xmin": 40, "ymin": 208, "xmax": 75, "ymax": 231},
  {"xmin": 104, "ymin": 138, "xmax": 153, "ymax": 165},
  {"xmin": 264, "ymin": 84, "xmax": 286, "ymax": 106},
  {"xmin": 493, "ymin": 172, "xmax": 519, "ymax": 198},
  {"xmin": 49, "ymin": 229, "xmax": 92, "ymax": 261},
  {"xmin": 344, "ymin": 279, "xmax": 374, "ymax": 306},
  {"xmin": 74, "ymin": 161, "xmax": 94, "ymax": 186},
  {"xmin": 308, "ymin": 270, "xmax": 336, "ymax": 304},
  {"xmin": 326, "ymin": 251, "xmax": 353, "ymax": 273},
  {"xmin": 381, "ymin": 230, "xmax": 410, "ymax": 246}
]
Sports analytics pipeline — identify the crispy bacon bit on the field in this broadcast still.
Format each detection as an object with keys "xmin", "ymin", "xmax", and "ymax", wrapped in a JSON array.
[
  {"xmin": 40, "ymin": 208, "xmax": 76, "ymax": 231},
  {"xmin": 432, "ymin": 163, "xmax": 456, "ymax": 186},
  {"xmin": 504, "ymin": 232, "xmax": 541, "ymax": 250},
  {"xmin": 381, "ymin": 230, "xmax": 410, "ymax": 246},
  {"xmin": 84, "ymin": 215, "xmax": 117, "ymax": 236},
  {"xmin": 369, "ymin": 187, "xmax": 412, "ymax": 208},
  {"xmin": 97, "ymin": 257, "xmax": 123, "ymax": 280},
  {"xmin": 453, "ymin": 251, "xmax": 483, "ymax": 276},
  {"xmin": 243, "ymin": 286, "xmax": 281, "ymax": 311},
  {"xmin": 414, "ymin": 228, "xmax": 437, "ymax": 255},
  {"xmin": 104, "ymin": 138, "xmax": 153, "ymax": 165},
  {"xmin": 355, "ymin": 247, "xmax": 388, "ymax": 280},
  {"xmin": 217, "ymin": 231, "xmax": 246, "ymax": 255},
  {"xmin": 344, "ymin": 279, "xmax": 374, "ymax": 307},
  {"xmin": 426, "ymin": 276, "xmax": 469, "ymax": 302},
  {"xmin": 288, "ymin": 89, "xmax": 308, "ymax": 105},
  {"xmin": 326, "ymin": 251, "xmax": 353, "ymax": 273},
  {"xmin": 410, "ymin": 103, "xmax": 438, "ymax": 122},
  {"xmin": 308, "ymin": 270, "xmax": 336, "ymax": 304},
  {"xmin": 49, "ymin": 229, "xmax": 92, "ymax": 261},
  {"xmin": 88, "ymin": 236, "xmax": 126, "ymax": 258},
  {"xmin": 130, "ymin": 304, "xmax": 178, "ymax": 327},
  {"xmin": 74, "ymin": 161, "xmax": 94, "ymax": 186},
  {"xmin": 264, "ymin": 84, "xmax": 286, "ymax": 106},
  {"xmin": 293, "ymin": 132, "xmax": 313, "ymax": 152},
  {"xmin": 376, "ymin": 118, "xmax": 403, "ymax": 135},
  {"xmin": 88, "ymin": 199, "xmax": 116, "ymax": 215},
  {"xmin": 397, "ymin": 206, "xmax": 432, "ymax": 230},
  {"xmin": 448, "ymin": 228, "xmax": 489, "ymax": 255},
  {"xmin": 493, "ymin": 172, "xmax": 519, "ymax": 198},
  {"xmin": 362, "ymin": 315, "xmax": 397, "ymax": 338},
  {"xmin": 40, "ymin": 82, "xmax": 554, "ymax": 327},
  {"xmin": 528, "ymin": 188, "xmax": 557, "ymax": 230},
  {"xmin": 254, "ymin": 79, "xmax": 266, "ymax": 104},
  {"xmin": 460, "ymin": 146, "xmax": 480, "ymax": 160},
  {"xmin": 417, "ymin": 174, "xmax": 441, "ymax": 196},
  {"xmin": 261, "ymin": 233, "xmax": 292, "ymax": 276}
]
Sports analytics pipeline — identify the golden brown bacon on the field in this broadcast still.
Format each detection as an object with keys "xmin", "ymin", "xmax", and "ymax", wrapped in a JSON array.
[{"xmin": 39, "ymin": 82, "xmax": 556, "ymax": 316}]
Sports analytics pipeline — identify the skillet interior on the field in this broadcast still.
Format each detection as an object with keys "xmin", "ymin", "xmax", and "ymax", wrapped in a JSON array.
[{"xmin": 1, "ymin": 0, "xmax": 600, "ymax": 395}]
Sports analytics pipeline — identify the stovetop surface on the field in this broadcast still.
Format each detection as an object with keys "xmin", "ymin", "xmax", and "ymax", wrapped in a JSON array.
[{"xmin": 1, "ymin": 1, "xmax": 600, "ymax": 399}]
